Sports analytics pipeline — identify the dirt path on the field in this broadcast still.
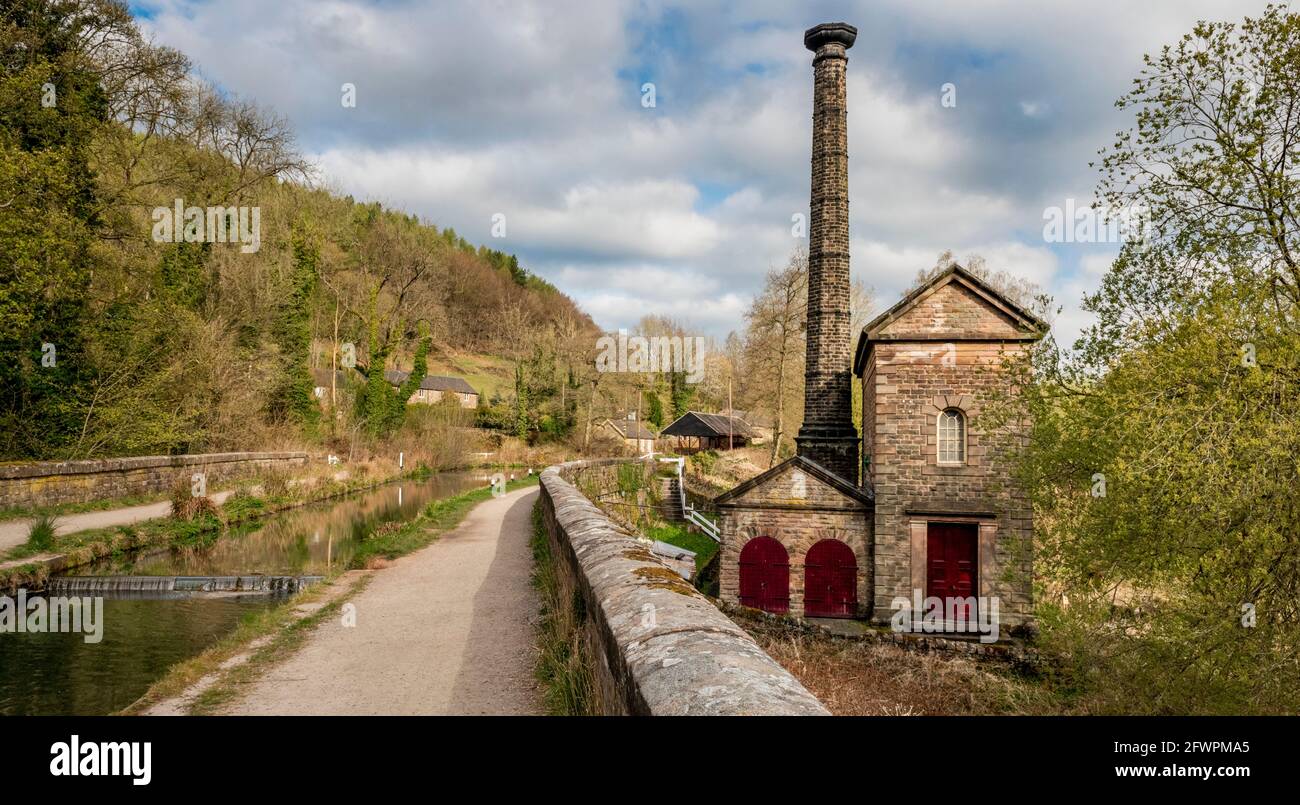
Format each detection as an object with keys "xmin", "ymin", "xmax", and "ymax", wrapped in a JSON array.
[
  {"xmin": 0, "ymin": 491, "xmax": 238, "ymax": 555},
  {"xmin": 216, "ymin": 486, "xmax": 542, "ymax": 715}
]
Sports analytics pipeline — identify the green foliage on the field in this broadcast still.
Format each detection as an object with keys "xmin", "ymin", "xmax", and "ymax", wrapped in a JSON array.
[
  {"xmin": 669, "ymin": 371, "xmax": 695, "ymax": 419},
  {"xmin": 615, "ymin": 461, "xmax": 643, "ymax": 497},
  {"xmin": 688, "ymin": 450, "xmax": 719, "ymax": 476},
  {"xmin": 645, "ymin": 522, "xmax": 719, "ymax": 574},
  {"xmin": 266, "ymin": 228, "xmax": 320, "ymax": 427},
  {"xmin": 0, "ymin": 3, "xmax": 595, "ymax": 461},
  {"xmin": 158, "ymin": 241, "xmax": 212, "ymax": 309},
  {"xmin": 25, "ymin": 515, "xmax": 58, "ymax": 551},
  {"xmin": 530, "ymin": 501, "xmax": 597, "ymax": 715},
  {"xmin": 998, "ymin": 5, "xmax": 1300, "ymax": 714},
  {"xmin": 646, "ymin": 390, "xmax": 665, "ymax": 428},
  {"xmin": 0, "ymin": 0, "xmax": 108, "ymax": 457}
]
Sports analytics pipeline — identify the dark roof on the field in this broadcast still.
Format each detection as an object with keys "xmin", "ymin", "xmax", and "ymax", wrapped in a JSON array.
[
  {"xmin": 603, "ymin": 418, "xmax": 656, "ymax": 441},
  {"xmin": 384, "ymin": 370, "xmax": 477, "ymax": 395},
  {"xmin": 720, "ymin": 408, "xmax": 773, "ymax": 429},
  {"xmin": 661, "ymin": 411, "xmax": 757, "ymax": 439},
  {"xmin": 854, "ymin": 263, "xmax": 1048, "ymax": 376},
  {"xmin": 714, "ymin": 454, "xmax": 873, "ymax": 508}
]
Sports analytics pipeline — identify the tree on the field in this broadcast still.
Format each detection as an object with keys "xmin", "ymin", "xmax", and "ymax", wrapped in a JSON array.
[
  {"xmin": 646, "ymin": 390, "xmax": 665, "ymax": 429},
  {"xmin": 743, "ymin": 250, "xmax": 808, "ymax": 466},
  {"xmin": 910, "ymin": 250, "xmax": 1052, "ymax": 322},
  {"xmin": 266, "ymin": 228, "xmax": 320, "ymax": 427},
  {"xmin": 1097, "ymin": 4, "xmax": 1300, "ymax": 326},
  {"xmin": 0, "ymin": 0, "xmax": 114, "ymax": 456},
  {"xmin": 995, "ymin": 4, "xmax": 1300, "ymax": 713}
]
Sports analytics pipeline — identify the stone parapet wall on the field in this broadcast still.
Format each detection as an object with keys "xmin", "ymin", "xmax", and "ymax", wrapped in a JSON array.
[
  {"xmin": 0, "ymin": 452, "xmax": 309, "ymax": 508},
  {"xmin": 539, "ymin": 459, "xmax": 829, "ymax": 715}
]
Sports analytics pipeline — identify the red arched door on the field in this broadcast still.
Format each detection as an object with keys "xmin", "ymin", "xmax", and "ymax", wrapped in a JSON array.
[
  {"xmin": 804, "ymin": 539, "xmax": 857, "ymax": 618},
  {"xmin": 738, "ymin": 537, "xmax": 789, "ymax": 614}
]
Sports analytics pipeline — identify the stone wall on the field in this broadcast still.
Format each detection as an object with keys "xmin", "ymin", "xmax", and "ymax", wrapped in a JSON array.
[
  {"xmin": 863, "ymin": 285, "xmax": 1036, "ymax": 626},
  {"xmin": 0, "ymin": 452, "xmax": 309, "ymax": 509},
  {"xmin": 539, "ymin": 459, "xmax": 829, "ymax": 715},
  {"xmin": 717, "ymin": 460, "xmax": 872, "ymax": 618}
]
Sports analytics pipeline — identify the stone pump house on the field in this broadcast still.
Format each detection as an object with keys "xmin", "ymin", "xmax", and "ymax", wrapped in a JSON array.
[{"xmin": 715, "ymin": 22, "xmax": 1047, "ymax": 633}]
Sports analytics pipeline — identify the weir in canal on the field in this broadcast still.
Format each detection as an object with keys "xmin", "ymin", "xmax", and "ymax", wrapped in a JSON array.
[{"xmin": 0, "ymin": 471, "xmax": 487, "ymax": 716}]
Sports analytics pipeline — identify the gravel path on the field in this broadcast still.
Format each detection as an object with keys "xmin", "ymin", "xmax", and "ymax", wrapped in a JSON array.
[{"xmin": 219, "ymin": 486, "xmax": 543, "ymax": 715}]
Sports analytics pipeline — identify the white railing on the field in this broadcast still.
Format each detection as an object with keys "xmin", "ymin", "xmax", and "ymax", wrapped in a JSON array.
[{"xmin": 658, "ymin": 456, "xmax": 720, "ymax": 543}]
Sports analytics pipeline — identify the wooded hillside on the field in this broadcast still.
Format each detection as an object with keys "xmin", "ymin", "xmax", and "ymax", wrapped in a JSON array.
[{"xmin": 0, "ymin": 0, "xmax": 596, "ymax": 460}]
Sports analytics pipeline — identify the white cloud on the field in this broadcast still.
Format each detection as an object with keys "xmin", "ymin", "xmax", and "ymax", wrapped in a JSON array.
[{"xmin": 134, "ymin": 0, "xmax": 1275, "ymax": 346}]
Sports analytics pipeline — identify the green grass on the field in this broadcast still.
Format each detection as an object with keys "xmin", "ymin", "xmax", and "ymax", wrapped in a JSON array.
[
  {"xmin": 348, "ymin": 474, "xmax": 539, "ymax": 568},
  {"xmin": 645, "ymin": 521, "xmax": 719, "ymax": 572},
  {"xmin": 120, "ymin": 571, "xmax": 373, "ymax": 715},
  {"xmin": 24, "ymin": 514, "xmax": 58, "ymax": 551},
  {"xmin": 530, "ymin": 500, "xmax": 597, "ymax": 715},
  {"xmin": 0, "ymin": 491, "xmax": 170, "ymax": 523},
  {"xmin": 123, "ymin": 473, "xmax": 542, "ymax": 715}
]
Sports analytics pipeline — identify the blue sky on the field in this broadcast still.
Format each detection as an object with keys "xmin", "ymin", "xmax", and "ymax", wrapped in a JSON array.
[{"xmin": 129, "ymin": 0, "xmax": 1277, "ymax": 348}]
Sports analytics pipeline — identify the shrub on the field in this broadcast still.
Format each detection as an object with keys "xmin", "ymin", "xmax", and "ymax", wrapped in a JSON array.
[{"xmin": 25, "ymin": 515, "xmax": 58, "ymax": 551}]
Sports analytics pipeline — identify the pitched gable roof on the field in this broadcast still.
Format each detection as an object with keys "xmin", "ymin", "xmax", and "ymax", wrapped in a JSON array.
[
  {"xmin": 603, "ymin": 418, "xmax": 657, "ymax": 441},
  {"xmin": 713, "ymin": 454, "xmax": 873, "ymax": 508},
  {"xmin": 384, "ymin": 370, "xmax": 477, "ymax": 395},
  {"xmin": 661, "ymin": 411, "xmax": 757, "ymax": 439},
  {"xmin": 854, "ymin": 263, "xmax": 1048, "ymax": 375}
]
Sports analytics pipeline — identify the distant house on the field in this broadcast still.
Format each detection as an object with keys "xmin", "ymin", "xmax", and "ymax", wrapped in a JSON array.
[
  {"xmin": 718, "ymin": 408, "xmax": 774, "ymax": 444},
  {"xmin": 384, "ymin": 370, "xmax": 480, "ymax": 408},
  {"xmin": 598, "ymin": 415, "xmax": 657, "ymax": 454},
  {"xmin": 661, "ymin": 411, "xmax": 756, "ymax": 452}
]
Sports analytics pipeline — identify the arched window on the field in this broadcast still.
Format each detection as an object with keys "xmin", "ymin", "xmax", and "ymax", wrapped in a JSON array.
[{"xmin": 937, "ymin": 408, "xmax": 966, "ymax": 464}]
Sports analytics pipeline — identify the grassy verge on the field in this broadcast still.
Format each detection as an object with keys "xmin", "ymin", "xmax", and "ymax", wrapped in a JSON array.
[
  {"xmin": 349, "ymin": 475, "xmax": 538, "ymax": 568},
  {"xmin": 120, "ymin": 475, "xmax": 539, "ymax": 715},
  {"xmin": 645, "ymin": 521, "xmax": 718, "ymax": 572},
  {"xmin": 119, "ymin": 572, "xmax": 371, "ymax": 715},
  {"xmin": 530, "ymin": 500, "xmax": 597, "ymax": 715},
  {"xmin": 0, "ymin": 467, "xmax": 468, "ymax": 590},
  {"xmin": 0, "ymin": 491, "xmax": 172, "ymax": 523}
]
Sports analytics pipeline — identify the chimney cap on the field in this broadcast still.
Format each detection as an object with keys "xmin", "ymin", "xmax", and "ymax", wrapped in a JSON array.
[{"xmin": 804, "ymin": 22, "xmax": 857, "ymax": 51}]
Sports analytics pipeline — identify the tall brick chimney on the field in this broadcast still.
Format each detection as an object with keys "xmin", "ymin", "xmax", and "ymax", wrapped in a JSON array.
[{"xmin": 796, "ymin": 22, "xmax": 859, "ymax": 483}]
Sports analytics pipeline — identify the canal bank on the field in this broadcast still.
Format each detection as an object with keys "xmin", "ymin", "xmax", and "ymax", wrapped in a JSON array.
[
  {"xmin": 127, "ymin": 477, "xmax": 541, "ymax": 716},
  {"xmin": 0, "ymin": 472, "xmax": 505, "ymax": 716}
]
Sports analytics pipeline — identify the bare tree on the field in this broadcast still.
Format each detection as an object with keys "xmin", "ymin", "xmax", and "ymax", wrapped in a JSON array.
[{"xmin": 744, "ymin": 250, "xmax": 808, "ymax": 467}]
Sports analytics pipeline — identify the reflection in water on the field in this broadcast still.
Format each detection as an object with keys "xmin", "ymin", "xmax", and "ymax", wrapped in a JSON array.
[
  {"xmin": 0, "ymin": 472, "xmax": 487, "ymax": 716},
  {"xmin": 0, "ymin": 596, "xmax": 275, "ymax": 716},
  {"xmin": 86, "ymin": 471, "xmax": 484, "ymax": 577}
]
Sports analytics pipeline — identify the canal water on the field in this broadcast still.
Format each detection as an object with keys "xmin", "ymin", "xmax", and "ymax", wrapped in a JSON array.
[{"xmin": 0, "ymin": 471, "xmax": 486, "ymax": 716}]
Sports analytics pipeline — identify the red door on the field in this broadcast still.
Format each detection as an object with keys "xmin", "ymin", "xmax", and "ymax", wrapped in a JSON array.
[
  {"xmin": 927, "ymin": 523, "xmax": 978, "ymax": 626},
  {"xmin": 804, "ymin": 539, "xmax": 857, "ymax": 618},
  {"xmin": 738, "ymin": 537, "xmax": 789, "ymax": 614}
]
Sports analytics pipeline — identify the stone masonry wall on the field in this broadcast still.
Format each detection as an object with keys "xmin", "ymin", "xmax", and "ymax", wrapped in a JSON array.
[
  {"xmin": 0, "ymin": 452, "xmax": 309, "ymax": 509},
  {"xmin": 717, "ymin": 462, "xmax": 871, "ymax": 618},
  {"xmin": 797, "ymin": 27, "xmax": 858, "ymax": 482},
  {"xmin": 540, "ymin": 460, "xmax": 829, "ymax": 715},
  {"xmin": 864, "ymin": 332, "xmax": 1034, "ymax": 626}
]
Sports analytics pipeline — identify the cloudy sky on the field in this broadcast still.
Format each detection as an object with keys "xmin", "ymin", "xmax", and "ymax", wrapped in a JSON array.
[{"xmin": 129, "ymin": 0, "xmax": 1274, "ymax": 348}]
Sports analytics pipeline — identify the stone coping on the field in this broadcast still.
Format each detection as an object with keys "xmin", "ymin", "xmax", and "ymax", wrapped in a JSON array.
[
  {"xmin": 541, "ymin": 459, "xmax": 828, "ymax": 716},
  {"xmin": 0, "ymin": 452, "xmax": 308, "ymax": 480}
]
